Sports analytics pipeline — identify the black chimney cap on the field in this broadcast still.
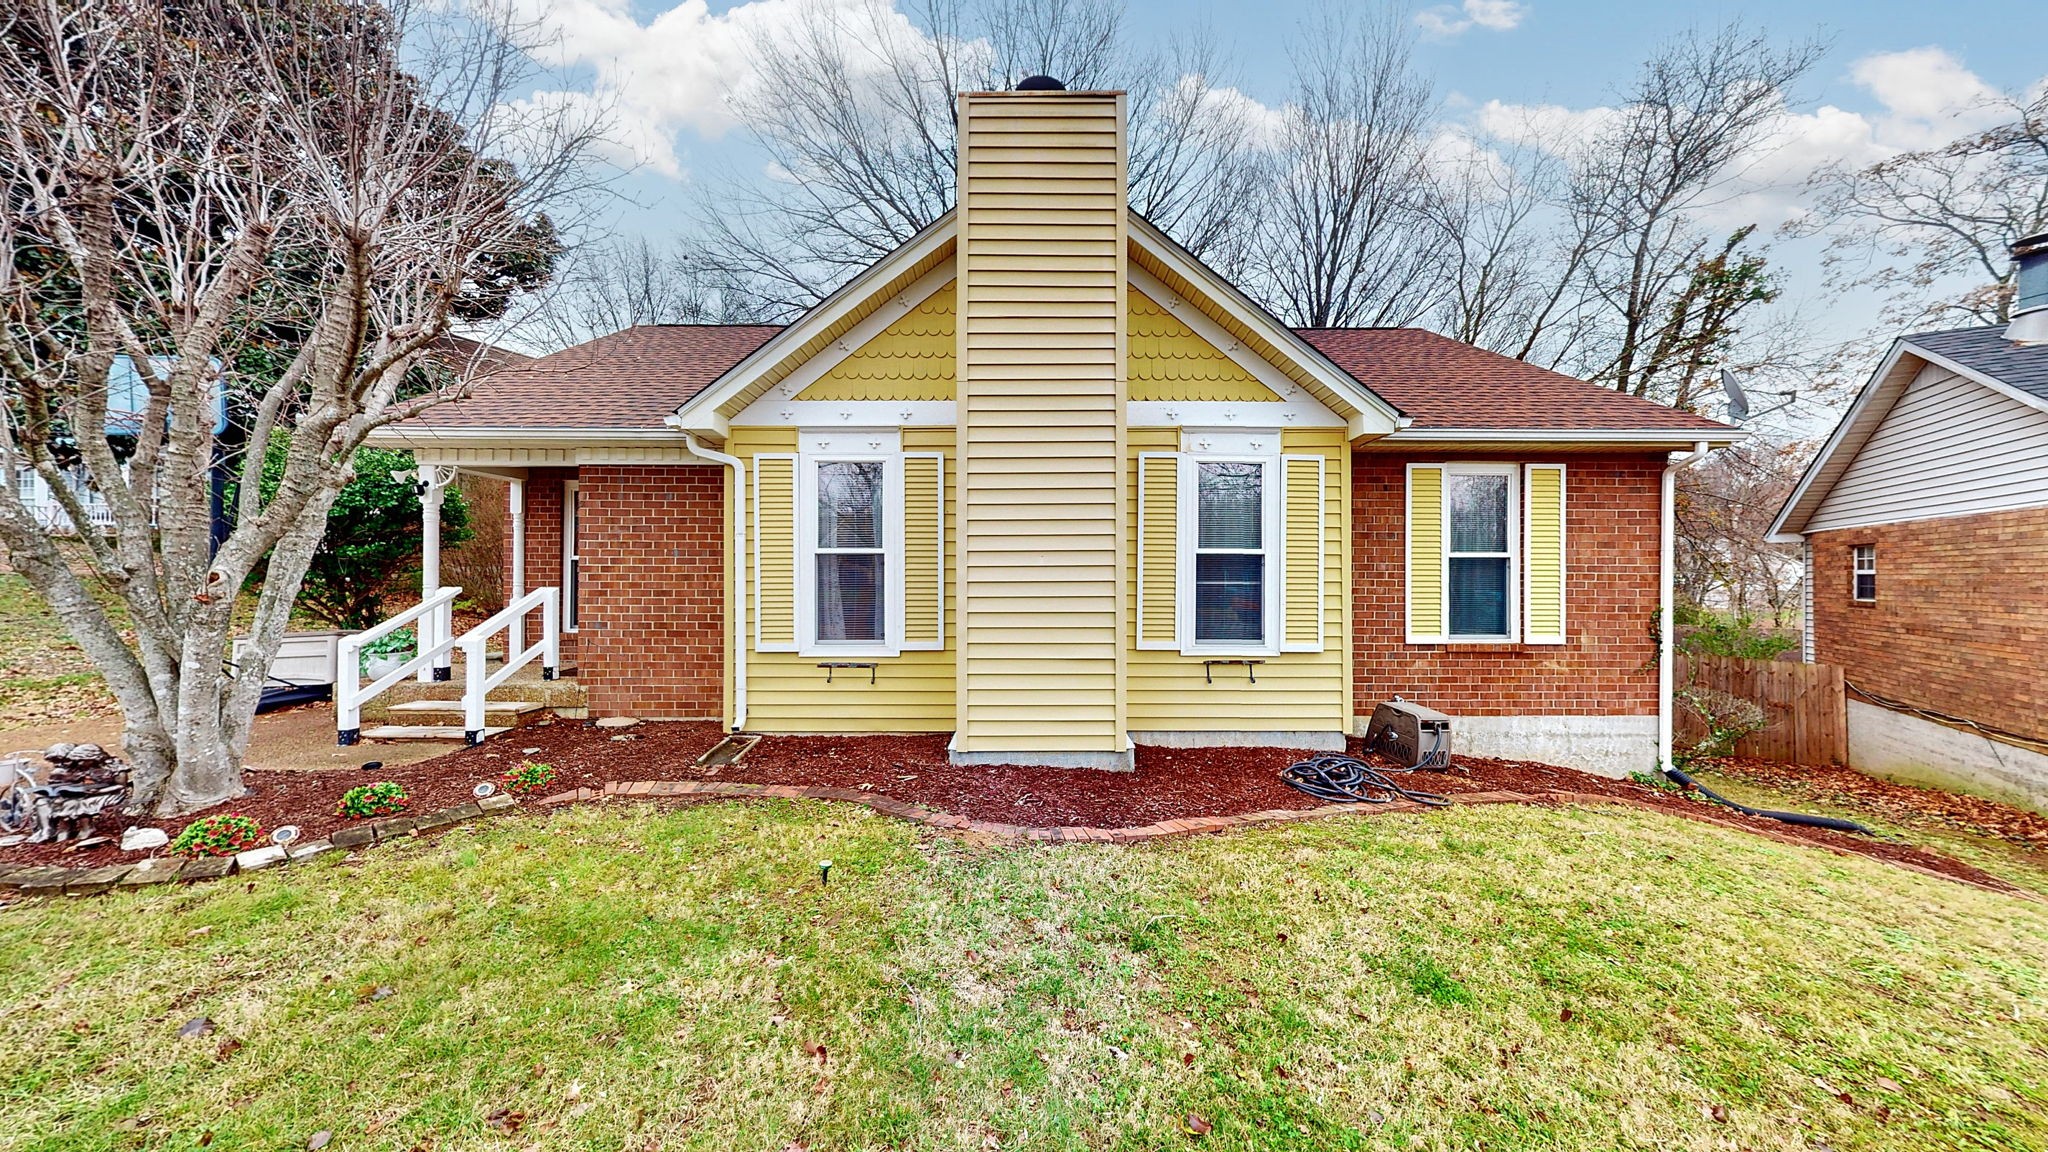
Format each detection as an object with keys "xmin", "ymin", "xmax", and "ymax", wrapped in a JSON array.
[{"xmin": 1015, "ymin": 75, "xmax": 1067, "ymax": 91}]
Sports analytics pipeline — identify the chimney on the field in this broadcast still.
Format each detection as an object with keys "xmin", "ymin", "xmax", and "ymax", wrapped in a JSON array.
[
  {"xmin": 951, "ymin": 80, "xmax": 1131, "ymax": 768},
  {"xmin": 2012, "ymin": 232, "xmax": 2048, "ymax": 344}
]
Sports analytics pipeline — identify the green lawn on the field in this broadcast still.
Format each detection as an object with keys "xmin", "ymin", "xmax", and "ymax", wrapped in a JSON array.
[{"xmin": 3, "ymin": 801, "xmax": 2044, "ymax": 1151}]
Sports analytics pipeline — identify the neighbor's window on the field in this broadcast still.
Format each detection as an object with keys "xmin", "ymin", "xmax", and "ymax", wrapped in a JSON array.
[
  {"xmin": 1447, "ymin": 466, "xmax": 1515, "ymax": 638},
  {"xmin": 814, "ymin": 461, "xmax": 886, "ymax": 642},
  {"xmin": 1193, "ymin": 460, "xmax": 1270, "ymax": 646},
  {"xmin": 1852, "ymin": 544, "xmax": 1876, "ymax": 602}
]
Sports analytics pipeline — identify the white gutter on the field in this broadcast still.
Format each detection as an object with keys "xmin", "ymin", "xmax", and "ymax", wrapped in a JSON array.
[
  {"xmin": 676, "ymin": 426, "xmax": 748, "ymax": 732},
  {"xmin": 1659, "ymin": 440, "xmax": 1713, "ymax": 773}
]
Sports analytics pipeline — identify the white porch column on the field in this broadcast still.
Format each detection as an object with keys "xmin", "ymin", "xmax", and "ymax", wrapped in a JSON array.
[
  {"xmin": 509, "ymin": 477, "xmax": 526, "ymax": 654},
  {"xmin": 419, "ymin": 464, "xmax": 451, "ymax": 681}
]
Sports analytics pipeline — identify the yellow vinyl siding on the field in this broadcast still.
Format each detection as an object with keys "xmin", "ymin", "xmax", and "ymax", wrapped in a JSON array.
[
  {"xmin": 1282, "ymin": 454, "xmax": 1324, "ymax": 650},
  {"xmin": 1127, "ymin": 290, "xmax": 1281, "ymax": 402},
  {"xmin": 1407, "ymin": 465, "xmax": 1447, "ymax": 639},
  {"xmin": 1124, "ymin": 428, "xmax": 1349, "ymax": 734},
  {"xmin": 793, "ymin": 282, "xmax": 956, "ymax": 402},
  {"xmin": 733, "ymin": 426, "xmax": 956, "ymax": 733},
  {"xmin": 953, "ymin": 91, "xmax": 1128, "ymax": 754},
  {"xmin": 903, "ymin": 452, "xmax": 944, "ymax": 647},
  {"xmin": 753, "ymin": 452, "xmax": 797, "ymax": 650},
  {"xmin": 1524, "ymin": 464, "xmax": 1566, "ymax": 643},
  {"xmin": 1137, "ymin": 452, "xmax": 1178, "ymax": 646}
]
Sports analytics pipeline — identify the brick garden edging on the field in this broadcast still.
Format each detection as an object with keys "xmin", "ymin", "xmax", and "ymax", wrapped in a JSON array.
[
  {"xmin": 0, "ymin": 794, "xmax": 520, "ymax": 899},
  {"xmin": 569, "ymin": 779, "xmax": 2037, "ymax": 899}
]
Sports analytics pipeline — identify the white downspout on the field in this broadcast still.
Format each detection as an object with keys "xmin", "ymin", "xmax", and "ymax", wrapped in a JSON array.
[
  {"xmin": 1659, "ymin": 440, "xmax": 1713, "ymax": 773},
  {"xmin": 679, "ymin": 428, "xmax": 748, "ymax": 732},
  {"xmin": 418, "ymin": 464, "xmax": 449, "ymax": 682}
]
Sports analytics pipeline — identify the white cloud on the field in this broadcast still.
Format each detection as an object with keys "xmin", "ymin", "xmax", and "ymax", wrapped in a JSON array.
[
  {"xmin": 1416, "ymin": 0, "xmax": 1527, "ymax": 40},
  {"xmin": 1848, "ymin": 46, "xmax": 2008, "ymax": 149},
  {"xmin": 1469, "ymin": 99, "xmax": 1618, "ymax": 151},
  {"xmin": 499, "ymin": 0, "xmax": 934, "ymax": 179}
]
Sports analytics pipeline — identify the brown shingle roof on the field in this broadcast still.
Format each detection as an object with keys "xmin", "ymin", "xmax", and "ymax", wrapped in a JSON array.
[
  {"xmin": 400, "ymin": 322, "xmax": 1728, "ymax": 435},
  {"xmin": 407, "ymin": 324, "xmax": 781, "ymax": 430},
  {"xmin": 1295, "ymin": 327, "xmax": 1731, "ymax": 432}
]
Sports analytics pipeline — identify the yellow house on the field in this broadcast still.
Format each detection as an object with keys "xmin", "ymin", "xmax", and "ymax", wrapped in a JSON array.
[{"xmin": 380, "ymin": 83, "xmax": 1738, "ymax": 777}]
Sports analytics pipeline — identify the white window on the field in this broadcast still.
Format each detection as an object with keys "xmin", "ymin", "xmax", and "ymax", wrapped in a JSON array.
[
  {"xmin": 1852, "ymin": 544, "xmax": 1876, "ymax": 602},
  {"xmin": 1445, "ymin": 463, "xmax": 1517, "ymax": 640},
  {"xmin": 796, "ymin": 445, "xmax": 903, "ymax": 656},
  {"xmin": 1179, "ymin": 455, "xmax": 1280, "ymax": 654}
]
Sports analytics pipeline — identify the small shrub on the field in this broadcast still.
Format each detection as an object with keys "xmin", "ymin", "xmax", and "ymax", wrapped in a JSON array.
[
  {"xmin": 1676, "ymin": 604, "xmax": 1798, "ymax": 661},
  {"xmin": 502, "ymin": 761, "xmax": 558, "ymax": 795},
  {"xmin": 170, "ymin": 813, "xmax": 263, "ymax": 857},
  {"xmin": 337, "ymin": 781, "xmax": 410, "ymax": 819},
  {"xmin": 1676, "ymin": 687, "xmax": 1769, "ymax": 766}
]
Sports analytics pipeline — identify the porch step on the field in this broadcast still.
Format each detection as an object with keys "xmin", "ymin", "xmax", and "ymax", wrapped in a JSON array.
[
  {"xmin": 387, "ymin": 699, "xmax": 545, "ymax": 717},
  {"xmin": 359, "ymin": 724, "xmax": 511, "ymax": 742}
]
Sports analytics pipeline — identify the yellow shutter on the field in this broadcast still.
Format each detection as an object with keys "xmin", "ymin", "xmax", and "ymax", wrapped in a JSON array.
[
  {"xmin": 1407, "ymin": 464, "xmax": 1446, "ymax": 640},
  {"xmin": 1524, "ymin": 463, "xmax": 1566, "ymax": 644},
  {"xmin": 1137, "ymin": 452, "xmax": 1178, "ymax": 649},
  {"xmin": 753, "ymin": 454, "xmax": 797, "ymax": 652},
  {"xmin": 1281, "ymin": 454, "xmax": 1324, "ymax": 652},
  {"xmin": 903, "ymin": 452, "xmax": 944, "ymax": 650}
]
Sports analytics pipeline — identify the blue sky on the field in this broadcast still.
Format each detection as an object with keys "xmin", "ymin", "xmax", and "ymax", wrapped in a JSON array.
[{"xmin": 509, "ymin": 0, "xmax": 2048, "ymax": 376}]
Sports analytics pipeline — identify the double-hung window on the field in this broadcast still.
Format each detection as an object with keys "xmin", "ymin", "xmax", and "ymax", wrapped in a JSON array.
[
  {"xmin": 1180, "ymin": 456, "xmax": 1279, "ymax": 653},
  {"xmin": 1852, "ymin": 544, "xmax": 1876, "ymax": 602},
  {"xmin": 1445, "ymin": 465, "xmax": 1517, "ymax": 639},
  {"xmin": 811, "ymin": 460, "xmax": 888, "ymax": 645}
]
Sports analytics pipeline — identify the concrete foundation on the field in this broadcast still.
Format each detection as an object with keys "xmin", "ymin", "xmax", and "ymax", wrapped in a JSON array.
[
  {"xmin": 1361, "ymin": 714, "xmax": 1658, "ymax": 780},
  {"xmin": 947, "ymin": 743, "xmax": 1136, "ymax": 771},
  {"xmin": 1128, "ymin": 730, "xmax": 1346, "ymax": 752},
  {"xmin": 1848, "ymin": 700, "xmax": 2048, "ymax": 816}
]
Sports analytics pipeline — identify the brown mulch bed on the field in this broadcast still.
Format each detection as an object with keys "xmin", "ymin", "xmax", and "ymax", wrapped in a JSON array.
[
  {"xmin": 1700, "ymin": 756, "xmax": 2048, "ymax": 847},
  {"xmin": 0, "ymin": 721, "xmax": 2027, "ymax": 894}
]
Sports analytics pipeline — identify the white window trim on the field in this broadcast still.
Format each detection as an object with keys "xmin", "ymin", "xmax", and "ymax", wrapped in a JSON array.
[
  {"xmin": 561, "ymin": 479, "xmax": 580, "ymax": 633},
  {"xmin": 1440, "ymin": 461, "xmax": 1519, "ymax": 644},
  {"xmin": 1178, "ymin": 452, "xmax": 1282, "ymax": 657},
  {"xmin": 795, "ymin": 450, "xmax": 905, "ymax": 658},
  {"xmin": 1852, "ymin": 544, "xmax": 1877, "ymax": 602}
]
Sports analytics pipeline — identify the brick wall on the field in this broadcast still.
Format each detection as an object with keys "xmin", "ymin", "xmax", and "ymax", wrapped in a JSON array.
[
  {"xmin": 574, "ymin": 465, "xmax": 726, "ymax": 719},
  {"xmin": 500, "ymin": 468, "xmax": 576, "ymax": 667},
  {"xmin": 1809, "ymin": 506, "xmax": 2048, "ymax": 744},
  {"xmin": 1351, "ymin": 452, "xmax": 1663, "ymax": 716}
]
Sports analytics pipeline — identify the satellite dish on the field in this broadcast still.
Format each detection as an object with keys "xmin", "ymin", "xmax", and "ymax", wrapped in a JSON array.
[
  {"xmin": 1719, "ymin": 369, "xmax": 1750, "ymax": 423},
  {"xmin": 272, "ymin": 825, "xmax": 300, "ymax": 846},
  {"xmin": 1719, "ymin": 369, "xmax": 1797, "ymax": 425},
  {"xmin": 472, "ymin": 782, "xmax": 497, "ymax": 799}
]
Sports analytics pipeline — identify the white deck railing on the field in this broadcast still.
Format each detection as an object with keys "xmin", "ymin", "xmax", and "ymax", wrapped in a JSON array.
[
  {"xmin": 456, "ymin": 586, "xmax": 561, "ymax": 744},
  {"xmin": 334, "ymin": 586, "xmax": 463, "ymax": 745}
]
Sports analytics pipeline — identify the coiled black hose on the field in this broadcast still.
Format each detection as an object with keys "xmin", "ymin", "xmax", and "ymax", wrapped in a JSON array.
[
  {"xmin": 1662, "ymin": 766, "xmax": 1874, "ymax": 835},
  {"xmin": 1281, "ymin": 753, "xmax": 1450, "ymax": 807}
]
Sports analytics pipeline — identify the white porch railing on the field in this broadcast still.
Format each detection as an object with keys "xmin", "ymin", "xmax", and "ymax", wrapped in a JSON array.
[
  {"xmin": 455, "ymin": 586, "xmax": 561, "ymax": 745},
  {"xmin": 335, "ymin": 586, "xmax": 463, "ymax": 745}
]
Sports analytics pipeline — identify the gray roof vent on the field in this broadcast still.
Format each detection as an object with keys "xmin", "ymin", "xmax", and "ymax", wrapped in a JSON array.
[{"xmin": 2012, "ymin": 231, "xmax": 2048, "ymax": 344}]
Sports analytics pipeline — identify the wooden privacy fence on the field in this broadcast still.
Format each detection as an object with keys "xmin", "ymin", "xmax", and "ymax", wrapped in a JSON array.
[{"xmin": 1675, "ymin": 655, "xmax": 1847, "ymax": 765}]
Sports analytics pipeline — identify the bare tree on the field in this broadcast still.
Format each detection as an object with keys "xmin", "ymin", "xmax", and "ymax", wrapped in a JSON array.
[
  {"xmin": 1534, "ymin": 24, "xmax": 1823, "ymax": 408},
  {"xmin": 1675, "ymin": 437, "xmax": 1812, "ymax": 622},
  {"xmin": 1793, "ymin": 88, "xmax": 2048, "ymax": 331},
  {"xmin": 1250, "ymin": 5, "xmax": 1445, "ymax": 328},
  {"xmin": 696, "ymin": 0, "xmax": 1267, "ymax": 318},
  {"xmin": 0, "ymin": 0, "xmax": 599, "ymax": 813},
  {"xmin": 531, "ymin": 237, "xmax": 768, "ymax": 351},
  {"xmin": 1423, "ymin": 137, "xmax": 1570, "ymax": 353}
]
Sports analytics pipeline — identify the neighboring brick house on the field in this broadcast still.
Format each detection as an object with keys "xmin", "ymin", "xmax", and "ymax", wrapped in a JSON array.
[
  {"xmin": 370, "ymin": 82, "xmax": 1738, "ymax": 777},
  {"xmin": 1771, "ymin": 240, "xmax": 2048, "ymax": 813}
]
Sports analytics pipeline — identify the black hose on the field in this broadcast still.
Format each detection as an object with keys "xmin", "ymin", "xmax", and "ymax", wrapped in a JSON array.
[
  {"xmin": 1281, "ymin": 753, "xmax": 1450, "ymax": 807},
  {"xmin": 1662, "ymin": 766, "xmax": 1874, "ymax": 835}
]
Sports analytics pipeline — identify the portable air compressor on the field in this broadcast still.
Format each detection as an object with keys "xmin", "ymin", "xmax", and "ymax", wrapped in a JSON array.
[{"xmin": 1362, "ymin": 697, "xmax": 1452, "ymax": 770}]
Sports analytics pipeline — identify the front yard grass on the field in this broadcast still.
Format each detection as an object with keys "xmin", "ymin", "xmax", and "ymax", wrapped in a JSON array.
[{"xmin": 3, "ymin": 801, "xmax": 2044, "ymax": 1151}]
